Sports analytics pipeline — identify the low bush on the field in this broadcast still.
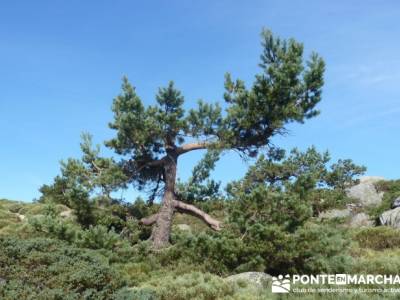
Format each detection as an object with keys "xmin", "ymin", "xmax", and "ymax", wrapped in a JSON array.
[
  {"xmin": 0, "ymin": 237, "xmax": 129, "ymax": 299},
  {"xmin": 308, "ymin": 189, "xmax": 352, "ymax": 216},
  {"xmin": 368, "ymin": 180, "xmax": 400, "ymax": 219},
  {"xmin": 0, "ymin": 210, "xmax": 19, "ymax": 229},
  {"xmin": 144, "ymin": 272, "xmax": 235, "ymax": 300},
  {"xmin": 164, "ymin": 222, "xmax": 352, "ymax": 276},
  {"xmin": 352, "ymin": 249, "xmax": 400, "ymax": 275},
  {"xmin": 29, "ymin": 215, "xmax": 78, "ymax": 243},
  {"xmin": 291, "ymin": 223, "xmax": 353, "ymax": 274},
  {"xmin": 353, "ymin": 226, "xmax": 400, "ymax": 250},
  {"xmin": 113, "ymin": 287, "xmax": 158, "ymax": 300},
  {"xmin": 77, "ymin": 224, "xmax": 121, "ymax": 250}
]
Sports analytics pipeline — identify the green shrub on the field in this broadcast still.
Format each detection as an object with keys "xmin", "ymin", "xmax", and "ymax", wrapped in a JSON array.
[
  {"xmin": 113, "ymin": 287, "xmax": 158, "ymax": 300},
  {"xmin": 0, "ymin": 210, "xmax": 19, "ymax": 230},
  {"xmin": 368, "ymin": 180, "xmax": 400, "ymax": 219},
  {"xmin": 164, "ymin": 221, "xmax": 352, "ymax": 276},
  {"xmin": 95, "ymin": 207, "xmax": 127, "ymax": 232},
  {"xmin": 228, "ymin": 186, "xmax": 313, "ymax": 234},
  {"xmin": 353, "ymin": 226, "xmax": 400, "ymax": 250},
  {"xmin": 291, "ymin": 223, "xmax": 353, "ymax": 274},
  {"xmin": 77, "ymin": 224, "xmax": 121, "ymax": 250},
  {"xmin": 230, "ymin": 222, "xmax": 351, "ymax": 275},
  {"xmin": 0, "ymin": 237, "xmax": 127, "ymax": 299},
  {"xmin": 352, "ymin": 249, "xmax": 400, "ymax": 275},
  {"xmin": 144, "ymin": 272, "xmax": 235, "ymax": 300},
  {"xmin": 169, "ymin": 230, "xmax": 257, "ymax": 275},
  {"xmin": 28, "ymin": 215, "xmax": 78, "ymax": 243},
  {"xmin": 7, "ymin": 203, "xmax": 24, "ymax": 213},
  {"xmin": 375, "ymin": 180, "xmax": 400, "ymax": 194},
  {"xmin": 28, "ymin": 215, "xmax": 129, "ymax": 251},
  {"xmin": 308, "ymin": 189, "xmax": 352, "ymax": 216}
]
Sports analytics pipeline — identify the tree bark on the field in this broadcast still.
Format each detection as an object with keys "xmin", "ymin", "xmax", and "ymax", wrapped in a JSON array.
[
  {"xmin": 150, "ymin": 153, "xmax": 178, "ymax": 249},
  {"xmin": 139, "ymin": 213, "xmax": 159, "ymax": 225},
  {"xmin": 143, "ymin": 149, "xmax": 223, "ymax": 249}
]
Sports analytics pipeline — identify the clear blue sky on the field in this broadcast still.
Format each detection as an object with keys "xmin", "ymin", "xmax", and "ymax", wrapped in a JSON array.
[{"xmin": 1, "ymin": 1, "xmax": 399, "ymax": 201}]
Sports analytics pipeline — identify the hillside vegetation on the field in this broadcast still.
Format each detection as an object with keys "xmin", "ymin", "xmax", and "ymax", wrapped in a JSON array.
[{"xmin": 2, "ymin": 168, "xmax": 400, "ymax": 299}]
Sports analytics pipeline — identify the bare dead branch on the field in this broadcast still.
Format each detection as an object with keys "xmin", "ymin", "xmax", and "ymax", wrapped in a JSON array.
[{"xmin": 172, "ymin": 199, "xmax": 221, "ymax": 231}]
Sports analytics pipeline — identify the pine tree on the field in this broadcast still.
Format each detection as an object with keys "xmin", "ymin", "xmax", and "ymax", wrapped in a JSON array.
[{"xmin": 105, "ymin": 29, "xmax": 325, "ymax": 248}]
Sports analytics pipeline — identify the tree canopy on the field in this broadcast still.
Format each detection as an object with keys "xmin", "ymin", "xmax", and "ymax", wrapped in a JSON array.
[
  {"xmin": 41, "ymin": 29, "xmax": 326, "ymax": 248},
  {"xmin": 105, "ymin": 29, "xmax": 325, "ymax": 194}
]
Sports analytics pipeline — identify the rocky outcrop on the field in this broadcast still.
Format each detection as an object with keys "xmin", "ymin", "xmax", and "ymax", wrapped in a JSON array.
[
  {"xmin": 346, "ymin": 176, "xmax": 385, "ymax": 207},
  {"xmin": 380, "ymin": 207, "xmax": 400, "ymax": 228},
  {"xmin": 392, "ymin": 197, "xmax": 400, "ymax": 209},
  {"xmin": 319, "ymin": 203, "xmax": 365, "ymax": 221},
  {"xmin": 319, "ymin": 209, "xmax": 374, "ymax": 228},
  {"xmin": 225, "ymin": 272, "xmax": 271, "ymax": 289}
]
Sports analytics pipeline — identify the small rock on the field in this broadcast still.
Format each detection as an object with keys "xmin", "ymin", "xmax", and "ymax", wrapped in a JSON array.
[
  {"xmin": 392, "ymin": 197, "xmax": 400, "ymax": 209},
  {"xmin": 176, "ymin": 224, "xmax": 191, "ymax": 231},
  {"xmin": 380, "ymin": 207, "xmax": 400, "ymax": 228},
  {"xmin": 349, "ymin": 213, "xmax": 373, "ymax": 228},
  {"xmin": 15, "ymin": 213, "xmax": 25, "ymax": 221},
  {"xmin": 225, "ymin": 272, "xmax": 272, "ymax": 289}
]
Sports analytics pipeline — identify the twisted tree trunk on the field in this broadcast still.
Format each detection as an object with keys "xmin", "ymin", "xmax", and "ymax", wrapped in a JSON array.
[
  {"xmin": 140, "ymin": 146, "xmax": 222, "ymax": 249},
  {"xmin": 150, "ymin": 153, "xmax": 177, "ymax": 249}
]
